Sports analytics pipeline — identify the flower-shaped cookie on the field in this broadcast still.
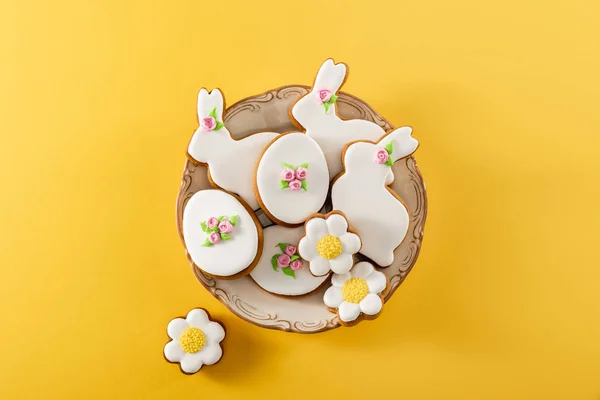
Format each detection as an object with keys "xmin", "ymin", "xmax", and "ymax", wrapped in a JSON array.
[
  {"xmin": 164, "ymin": 308, "xmax": 225, "ymax": 374},
  {"xmin": 298, "ymin": 211, "xmax": 361, "ymax": 276},
  {"xmin": 324, "ymin": 262, "xmax": 388, "ymax": 326}
]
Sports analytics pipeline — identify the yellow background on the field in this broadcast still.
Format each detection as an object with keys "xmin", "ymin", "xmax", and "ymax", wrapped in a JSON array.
[{"xmin": 1, "ymin": 0, "xmax": 599, "ymax": 398}]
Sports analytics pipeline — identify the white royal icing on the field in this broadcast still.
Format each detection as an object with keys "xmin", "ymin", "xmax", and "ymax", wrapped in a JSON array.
[
  {"xmin": 291, "ymin": 59, "xmax": 391, "ymax": 179},
  {"xmin": 331, "ymin": 127, "xmax": 418, "ymax": 267},
  {"xmin": 323, "ymin": 262, "xmax": 388, "ymax": 323},
  {"xmin": 182, "ymin": 189, "xmax": 260, "ymax": 277},
  {"xmin": 164, "ymin": 308, "xmax": 225, "ymax": 373},
  {"xmin": 187, "ymin": 88, "xmax": 278, "ymax": 210},
  {"xmin": 255, "ymin": 132, "xmax": 329, "ymax": 225},
  {"xmin": 250, "ymin": 225, "xmax": 330, "ymax": 296},
  {"xmin": 298, "ymin": 213, "xmax": 362, "ymax": 276}
]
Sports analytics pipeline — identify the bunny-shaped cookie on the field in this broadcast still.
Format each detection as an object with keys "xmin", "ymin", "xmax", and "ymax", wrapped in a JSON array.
[
  {"xmin": 187, "ymin": 88, "xmax": 279, "ymax": 210},
  {"xmin": 291, "ymin": 59, "xmax": 393, "ymax": 180},
  {"xmin": 331, "ymin": 127, "xmax": 418, "ymax": 267}
]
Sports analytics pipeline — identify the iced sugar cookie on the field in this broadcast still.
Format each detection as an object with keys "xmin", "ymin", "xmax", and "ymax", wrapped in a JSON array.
[
  {"xmin": 182, "ymin": 189, "xmax": 263, "ymax": 279},
  {"xmin": 254, "ymin": 132, "xmax": 329, "ymax": 226},
  {"xmin": 250, "ymin": 225, "xmax": 330, "ymax": 296},
  {"xmin": 331, "ymin": 127, "xmax": 418, "ymax": 267},
  {"xmin": 324, "ymin": 262, "xmax": 389, "ymax": 327},
  {"xmin": 291, "ymin": 59, "xmax": 392, "ymax": 180},
  {"xmin": 187, "ymin": 88, "xmax": 278, "ymax": 210},
  {"xmin": 298, "ymin": 211, "xmax": 361, "ymax": 276},
  {"xmin": 164, "ymin": 308, "xmax": 225, "ymax": 374}
]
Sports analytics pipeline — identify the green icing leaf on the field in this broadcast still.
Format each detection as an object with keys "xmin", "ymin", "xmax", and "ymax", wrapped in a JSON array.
[
  {"xmin": 290, "ymin": 254, "xmax": 300, "ymax": 261},
  {"xmin": 281, "ymin": 162, "xmax": 295, "ymax": 169},
  {"xmin": 277, "ymin": 243, "xmax": 287, "ymax": 253},
  {"xmin": 271, "ymin": 254, "xmax": 279, "ymax": 271},
  {"xmin": 212, "ymin": 226, "xmax": 220, "ymax": 233},
  {"xmin": 282, "ymin": 267, "xmax": 295, "ymax": 278},
  {"xmin": 299, "ymin": 162, "xmax": 309, "ymax": 168},
  {"xmin": 323, "ymin": 102, "xmax": 331, "ymax": 113},
  {"xmin": 208, "ymin": 107, "xmax": 217, "ymax": 119},
  {"xmin": 202, "ymin": 237, "xmax": 213, "ymax": 247},
  {"xmin": 384, "ymin": 141, "xmax": 394, "ymax": 155},
  {"xmin": 280, "ymin": 180, "xmax": 290, "ymax": 189},
  {"xmin": 229, "ymin": 215, "xmax": 238, "ymax": 226},
  {"xmin": 385, "ymin": 159, "xmax": 393, "ymax": 167},
  {"xmin": 217, "ymin": 216, "xmax": 225, "ymax": 222},
  {"xmin": 200, "ymin": 221, "xmax": 208, "ymax": 233},
  {"xmin": 329, "ymin": 94, "xmax": 338, "ymax": 103},
  {"xmin": 221, "ymin": 233, "xmax": 232, "ymax": 240},
  {"xmin": 215, "ymin": 121, "xmax": 224, "ymax": 131},
  {"xmin": 300, "ymin": 180, "xmax": 308, "ymax": 191}
]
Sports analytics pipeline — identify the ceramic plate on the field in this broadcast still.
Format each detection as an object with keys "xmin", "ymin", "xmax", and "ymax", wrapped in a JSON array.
[{"xmin": 176, "ymin": 86, "xmax": 427, "ymax": 333}]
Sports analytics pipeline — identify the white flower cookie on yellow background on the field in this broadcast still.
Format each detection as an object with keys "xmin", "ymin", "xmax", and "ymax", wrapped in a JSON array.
[{"xmin": 164, "ymin": 308, "xmax": 225, "ymax": 374}]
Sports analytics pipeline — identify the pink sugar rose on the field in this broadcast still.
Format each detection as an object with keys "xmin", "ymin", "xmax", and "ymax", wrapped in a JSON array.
[
  {"xmin": 218, "ymin": 220, "xmax": 233, "ymax": 234},
  {"xmin": 207, "ymin": 217, "xmax": 219, "ymax": 228},
  {"xmin": 317, "ymin": 89, "xmax": 332, "ymax": 103},
  {"xmin": 200, "ymin": 116, "xmax": 217, "ymax": 131},
  {"xmin": 277, "ymin": 254, "xmax": 291, "ymax": 268},
  {"xmin": 289, "ymin": 179, "xmax": 302, "ymax": 191},
  {"xmin": 281, "ymin": 168, "xmax": 296, "ymax": 182},
  {"xmin": 374, "ymin": 148, "xmax": 389, "ymax": 164},
  {"xmin": 285, "ymin": 245, "xmax": 297, "ymax": 256},
  {"xmin": 208, "ymin": 232, "xmax": 221, "ymax": 244},
  {"xmin": 295, "ymin": 167, "xmax": 308, "ymax": 181},
  {"xmin": 290, "ymin": 259, "xmax": 303, "ymax": 271}
]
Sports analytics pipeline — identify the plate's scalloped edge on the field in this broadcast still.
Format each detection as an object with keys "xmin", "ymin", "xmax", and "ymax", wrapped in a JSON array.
[{"xmin": 175, "ymin": 85, "xmax": 427, "ymax": 334}]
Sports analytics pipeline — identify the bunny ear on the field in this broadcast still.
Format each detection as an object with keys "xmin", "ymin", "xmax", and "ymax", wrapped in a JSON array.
[
  {"xmin": 208, "ymin": 89, "xmax": 224, "ymax": 120},
  {"xmin": 197, "ymin": 88, "xmax": 225, "ymax": 120},
  {"xmin": 378, "ymin": 127, "xmax": 419, "ymax": 162},
  {"xmin": 313, "ymin": 59, "xmax": 347, "ymax": 93}
]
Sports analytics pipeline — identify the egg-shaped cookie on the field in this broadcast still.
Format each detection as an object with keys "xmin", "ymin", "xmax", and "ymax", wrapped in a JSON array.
[
  {"xmin": 254, "ymin": 132, "xmax": 329, "ymax": 226},
  {"xmin": 250, "ymin": 225, "xmax": 330, "ymax": 296},
  {"xmin": 182, "ymin": 189, "xmax": 263, "ymax": 279}
]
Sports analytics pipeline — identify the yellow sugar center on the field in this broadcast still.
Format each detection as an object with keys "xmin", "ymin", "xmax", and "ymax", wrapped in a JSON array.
[
  {"xmin": 316, "ymin": 235, "xmax": 343, "ymax": 260},
  {"xmin": 342, "ymin": 278, "xmax": 369, "ymax": 303},
  {"xmin": 179, "ymin": 327, "xmax": 206, "ymax": 354}
]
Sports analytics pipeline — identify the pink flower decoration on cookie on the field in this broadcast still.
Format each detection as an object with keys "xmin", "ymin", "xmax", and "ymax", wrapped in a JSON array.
[
  {"xmin": 374, "ymin": 148, "xmax": 389, "ymax": 164},
  {"xmin": 289, "ymin": 180, "xmax": 302, "ymax": 191},
  {"xmin": 208, "ymin": 232, "xmax": 221, "ymax": 244},
  {"xmin": 218, "ymin": 220, "xmax": 233, "ymax": 234},
  {"xmin": 281, "ymin": 168, "xmax": 295, "ymax": 182},
  {"xmin": 285, "ymin": 245, "xmax": 297, "ymax": 256},
  {"xmin": 290, "ymin": 259, "xmax": 303, "ymax": 271},
  {"xmin": 201, "ymin": 214, "xmax": 238, "ymax": 247},
  {"xmin": 200, "ymin": 116, "xmax": 217, "ymax": 131},
  {"xmin": 207, "ymin": 217, "xmax": 219, "ymax": 228},
  {"xmin": 277, "ymin": 254, "xmax": 291, "ymax": 268},
  {"xmin": 317, "ymin": 89, "xmax": 332, "ymax": 103},
  {"xmin": 295, "ymin": 167, "xmax": 308, "ymax": 181},
  {"xmin": 272, "ymin": 242, "xmax": 303, "ymax": 278}
]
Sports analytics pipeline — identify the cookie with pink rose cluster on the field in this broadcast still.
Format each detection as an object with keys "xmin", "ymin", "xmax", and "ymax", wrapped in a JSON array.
[
  {"xmin": 254, "ymin": 132, "xmax": 329, "ymax": 226},
  {"xmin": 250, "ymin": 225, "xmax": 330, "ymax": 296},
  {"xmin": 182, "ymin": 189, "xmax": 264, "ymax": 279}
]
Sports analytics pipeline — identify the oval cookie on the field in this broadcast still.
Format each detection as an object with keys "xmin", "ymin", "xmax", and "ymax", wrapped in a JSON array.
[
  {"xmin": 182, "ymin": 189, "xmax": 263, "ymax": 279},
  {"xmin": 254, "ymin": 132, "xmax": 329, "ymax": 226},
  {"xmin": 250, "ymin": 225, "xmax": 330, "ymax": 296}
]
